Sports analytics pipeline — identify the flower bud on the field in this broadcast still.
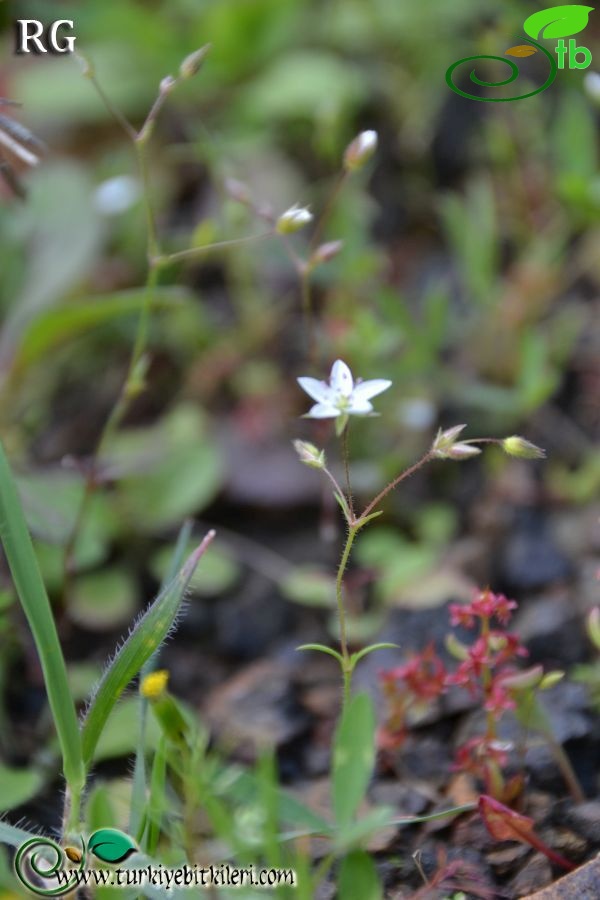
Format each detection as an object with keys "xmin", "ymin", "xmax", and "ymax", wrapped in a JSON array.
[
  {"xmin": 445, "ymin": 632, "xmax": 469, "ymax": 661},
  {"xmin": 539, "ymin": 670, "xmax": 565, "ymax": 690},
  {"xmin": 432, "ymin": 424, "xmax": 467, "ymax": 457},
  {"xmin": 75, "ymin": 53, "xmax": 94, "ymax": 78},
  {"xmin": 502, "ymin": 436, "xmax": 546, "ymax": 459},
  {"xmin": 344, "ymin": 130, "xmax": 378, "ymax": 172},
  {"xmin": 179, "ymin": 44, "xmax": 211, "ymax": 79},
  {"xmin": 501, "ymin": 665, "xmax": 544, "ymax": 691},
  {"xmin": 140, "ymin": 669, "xmax": 169, "ymax": 700},
  {"xmin": 160, "ymin": 75, "xmax": 177, "ymax": 95},
  {"xmin": 444, "ymin": 443, "xmax": 481, "ymax": 461},
  {"xmin": 276, "ymin": 205, "xmax": 313, "ymax": 235},
  {"xmin": 310, "ymin": 240, "xmax": 344, "ymax": 266},
  {"xmin": 293, "ymin": 440, "xmax": 325, "ymax": 470}
]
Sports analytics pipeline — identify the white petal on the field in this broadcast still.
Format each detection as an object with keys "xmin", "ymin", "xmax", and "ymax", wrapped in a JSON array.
[
  {"xmin": 347, "ymin": 398, "xmax": 374, "ymax": 415},
  {"xmin": 352, "ymin": 379, "xmax": 392, "ymax": 403},
  {"xmin": 305, "ymin": 403, "xmax": 339, "ymax": 419},
  {"xmin": 329, "ymin": 360, "xmax": 353, "ymax": 396},
  {"xmin": 297, "ymin": 377, "xmax": 334, "ymax": 405}
]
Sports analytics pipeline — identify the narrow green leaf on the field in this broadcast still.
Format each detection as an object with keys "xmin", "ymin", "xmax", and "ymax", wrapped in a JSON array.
[
  {"xmin": 80, "ymin": 530, "xmax": 215, "ymax": 767},
  {"xmin": 0, "ymin": 441, "xmax": 84, "ymax": 792},
  {"xmin": 0, "ymin": 819, "xmax": 38, "ymax": 848},
  {"xmin": 334, "ymin": 806, "xmax": 395, "ymax": 852},
  {"xmin": 524, "ymin": 5, "xmax": 594, "ymax": 40},
  {"xmin": 389, "ymin": 803, "xmax": 476, "ymax": 826},
  {"xmin": 333, "ymin": 491, "xmax": 352, "ymax": 523},
  {"xmin": 350, "ymin": 643, "xmax": 399, "ymax": 667},
  {"xmin": 297, "ymin": 643, "xmax": 343, "ymax": 664},
  {"xmin": 276, "ymin": 791, "xmax": 332, "ymax": 836},
  {"xmin": 332, "ymin": 692, "xmax": 376, "ymax": 829},
  {"xmin": 338, "ymin": 850, "xmax": 382, "ymax": 900},
  {"xmin": 130, "ymin": 522, "xmax": 192, "ymax": 837},
  {"xmin": 14, "ymin": 288, "xmax": 190, "ymax": 371},
  {"xmin": 354, "ymin": 510, "xmax": 383, "ymax": 530}
]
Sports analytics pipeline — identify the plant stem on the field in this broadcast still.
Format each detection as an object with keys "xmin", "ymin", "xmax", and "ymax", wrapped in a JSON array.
[
  {"xmin": 154, "ymin": 231, "xmax": 273, "ymax": 267},
  {"xmin": 547, "ymin": 735, "xmax": 586, "ymax": 804},
  {"xmin": 322, "ymin": 466, "xmax": 352, "ymax": 524},
  {"xmin": 300, "ymin": 266, "xmax": 317, "ymax": 363},
  {"xmin": 341, "ymin": 424, "xmax": 355, "ymax": 521},
  {"xmin": 360, "ymin": 451, "xmax": 434, "ymax": 521},
  {"xmin": 336, "ymin": 524, "xmax": 358, "ymax": 705},
  {"xmin": 310, "ymin": 170, "xmax": 348, "ymax": 251}
]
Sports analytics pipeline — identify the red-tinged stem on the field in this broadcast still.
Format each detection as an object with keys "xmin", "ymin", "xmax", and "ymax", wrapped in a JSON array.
[
  {"xmin": 510, "ymin": 821, "xmax": 576, "ymax": 872},
  {"xmin": 359, "ymin": 451, "xmax": 434, "ymax": 521}
]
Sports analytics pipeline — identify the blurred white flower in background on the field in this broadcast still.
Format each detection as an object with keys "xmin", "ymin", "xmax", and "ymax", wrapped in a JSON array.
[
  {"xmin": 584, "ymin": 72, "xmax": 600, "ymax": 103},
  {"xmin": 94, "ymin": 175, "xmax": 141, "ymax": 216}
]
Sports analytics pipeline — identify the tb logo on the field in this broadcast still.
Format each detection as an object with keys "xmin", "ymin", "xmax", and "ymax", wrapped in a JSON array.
[{"xmin": 446, "ymin": 4, "xmax": 595, "ymax": 102}]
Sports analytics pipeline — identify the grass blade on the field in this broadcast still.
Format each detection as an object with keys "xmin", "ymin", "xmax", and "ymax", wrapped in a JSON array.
[
  {"xmin": 0, "ymin": 441, "xmax": 84, "ymax": 792},
  {"xmin": 129, "ymin": 520, "xmax": 192, "ymax": 836},
  {"xmin": 80, "ymin": 530, "xmax": 215, "ymax": 767}
]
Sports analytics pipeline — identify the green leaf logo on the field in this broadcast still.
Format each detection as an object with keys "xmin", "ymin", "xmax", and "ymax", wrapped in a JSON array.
[
  {"xmin": 88, "ymin": 829, "xmax": 137, "ymax": 864},
  {"xmin": 523, "ymin": 5, "xmax": 594, "ymax": 40}
]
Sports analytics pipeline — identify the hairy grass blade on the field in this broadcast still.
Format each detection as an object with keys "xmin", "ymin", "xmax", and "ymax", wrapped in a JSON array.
[
  {"xmin": 81, "ymin": 530, "xmax": 215, "ymax": 767},
  {"xmin": 129, "ymin": 520, "xmax": 192, "ymax": 836}
]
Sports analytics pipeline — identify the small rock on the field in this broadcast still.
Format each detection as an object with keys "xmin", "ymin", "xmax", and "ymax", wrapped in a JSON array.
[
  {"xmin": 369, "ymin": 781, "xmax": 430, "ymax": 817},
  {"xmin": 564, "ymin": 801, "xmax": 600, "ymax": 843},
  {"xmin": 515, "ymin": 593, "xmax": 586, "ymax": 667},
  {"xmin": 521, "ymin": 854, "xmax": 600, "ymax": 899},
  {"xmin": 498, "ymin": 510, "xmax": 572, "ymax": 593},
  {"xmin": 203, "ymin": 659, "xmax": 308, "ymax": 759},
  {"xmin": 509, "ymin": 852, "xmax": 552, "ymax": 896},
  {"xmin": 487, "ymin": 843, "xmax": 530, "ymax": 876}
]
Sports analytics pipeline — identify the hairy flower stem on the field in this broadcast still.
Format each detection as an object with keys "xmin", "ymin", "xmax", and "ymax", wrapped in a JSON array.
[
  {"xmin": 329, "ymin": 451, "xmax": 437, "ymax": 704},
  {"xmin": 360, "ymin": 450, "xmax": 434, "ymax": 521},
  {"xmin": 336, "ymin": 524, "xmax": 358, "ymax": 706}
]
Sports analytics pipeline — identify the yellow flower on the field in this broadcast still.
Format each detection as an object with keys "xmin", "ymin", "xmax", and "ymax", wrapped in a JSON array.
[{"xmin": 140, "ymin": 669, "xmax": 169, "ymax": 700}]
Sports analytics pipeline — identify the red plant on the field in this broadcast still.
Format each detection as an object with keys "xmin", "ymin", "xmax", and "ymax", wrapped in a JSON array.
[
  {"xmin": 479, "ymin": 794, "xmax": 575, "ymax": 871},
  {"xmin": 379, "ymin": 588, "xmax": 530, "ymax": 799}
]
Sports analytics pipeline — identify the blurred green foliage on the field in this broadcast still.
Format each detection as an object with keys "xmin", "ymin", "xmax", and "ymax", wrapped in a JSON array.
[{"xmin": 0, "ymin": 1, "xmax": 597, "ymax": 883}]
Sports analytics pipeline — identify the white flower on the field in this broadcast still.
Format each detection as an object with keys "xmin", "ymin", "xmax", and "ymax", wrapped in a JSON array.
[
  {"xmin": 276, "ymin": 204, "xmax": 313, "ymax": 234},
  {"xmin": 298, "ymin": 359, "xmax": 391, "ymax": 425}
]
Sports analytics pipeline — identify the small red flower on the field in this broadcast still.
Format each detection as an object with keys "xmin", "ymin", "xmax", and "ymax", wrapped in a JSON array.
[{"xmin": 449, "ymin": 603, "xmax": 476, "ymax": 629}]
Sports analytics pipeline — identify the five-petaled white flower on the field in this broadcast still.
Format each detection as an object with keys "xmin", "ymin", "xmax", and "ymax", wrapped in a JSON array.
[{"xmin": 298, "ymin": 359, "xmax": 391, "ymax": 431}]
